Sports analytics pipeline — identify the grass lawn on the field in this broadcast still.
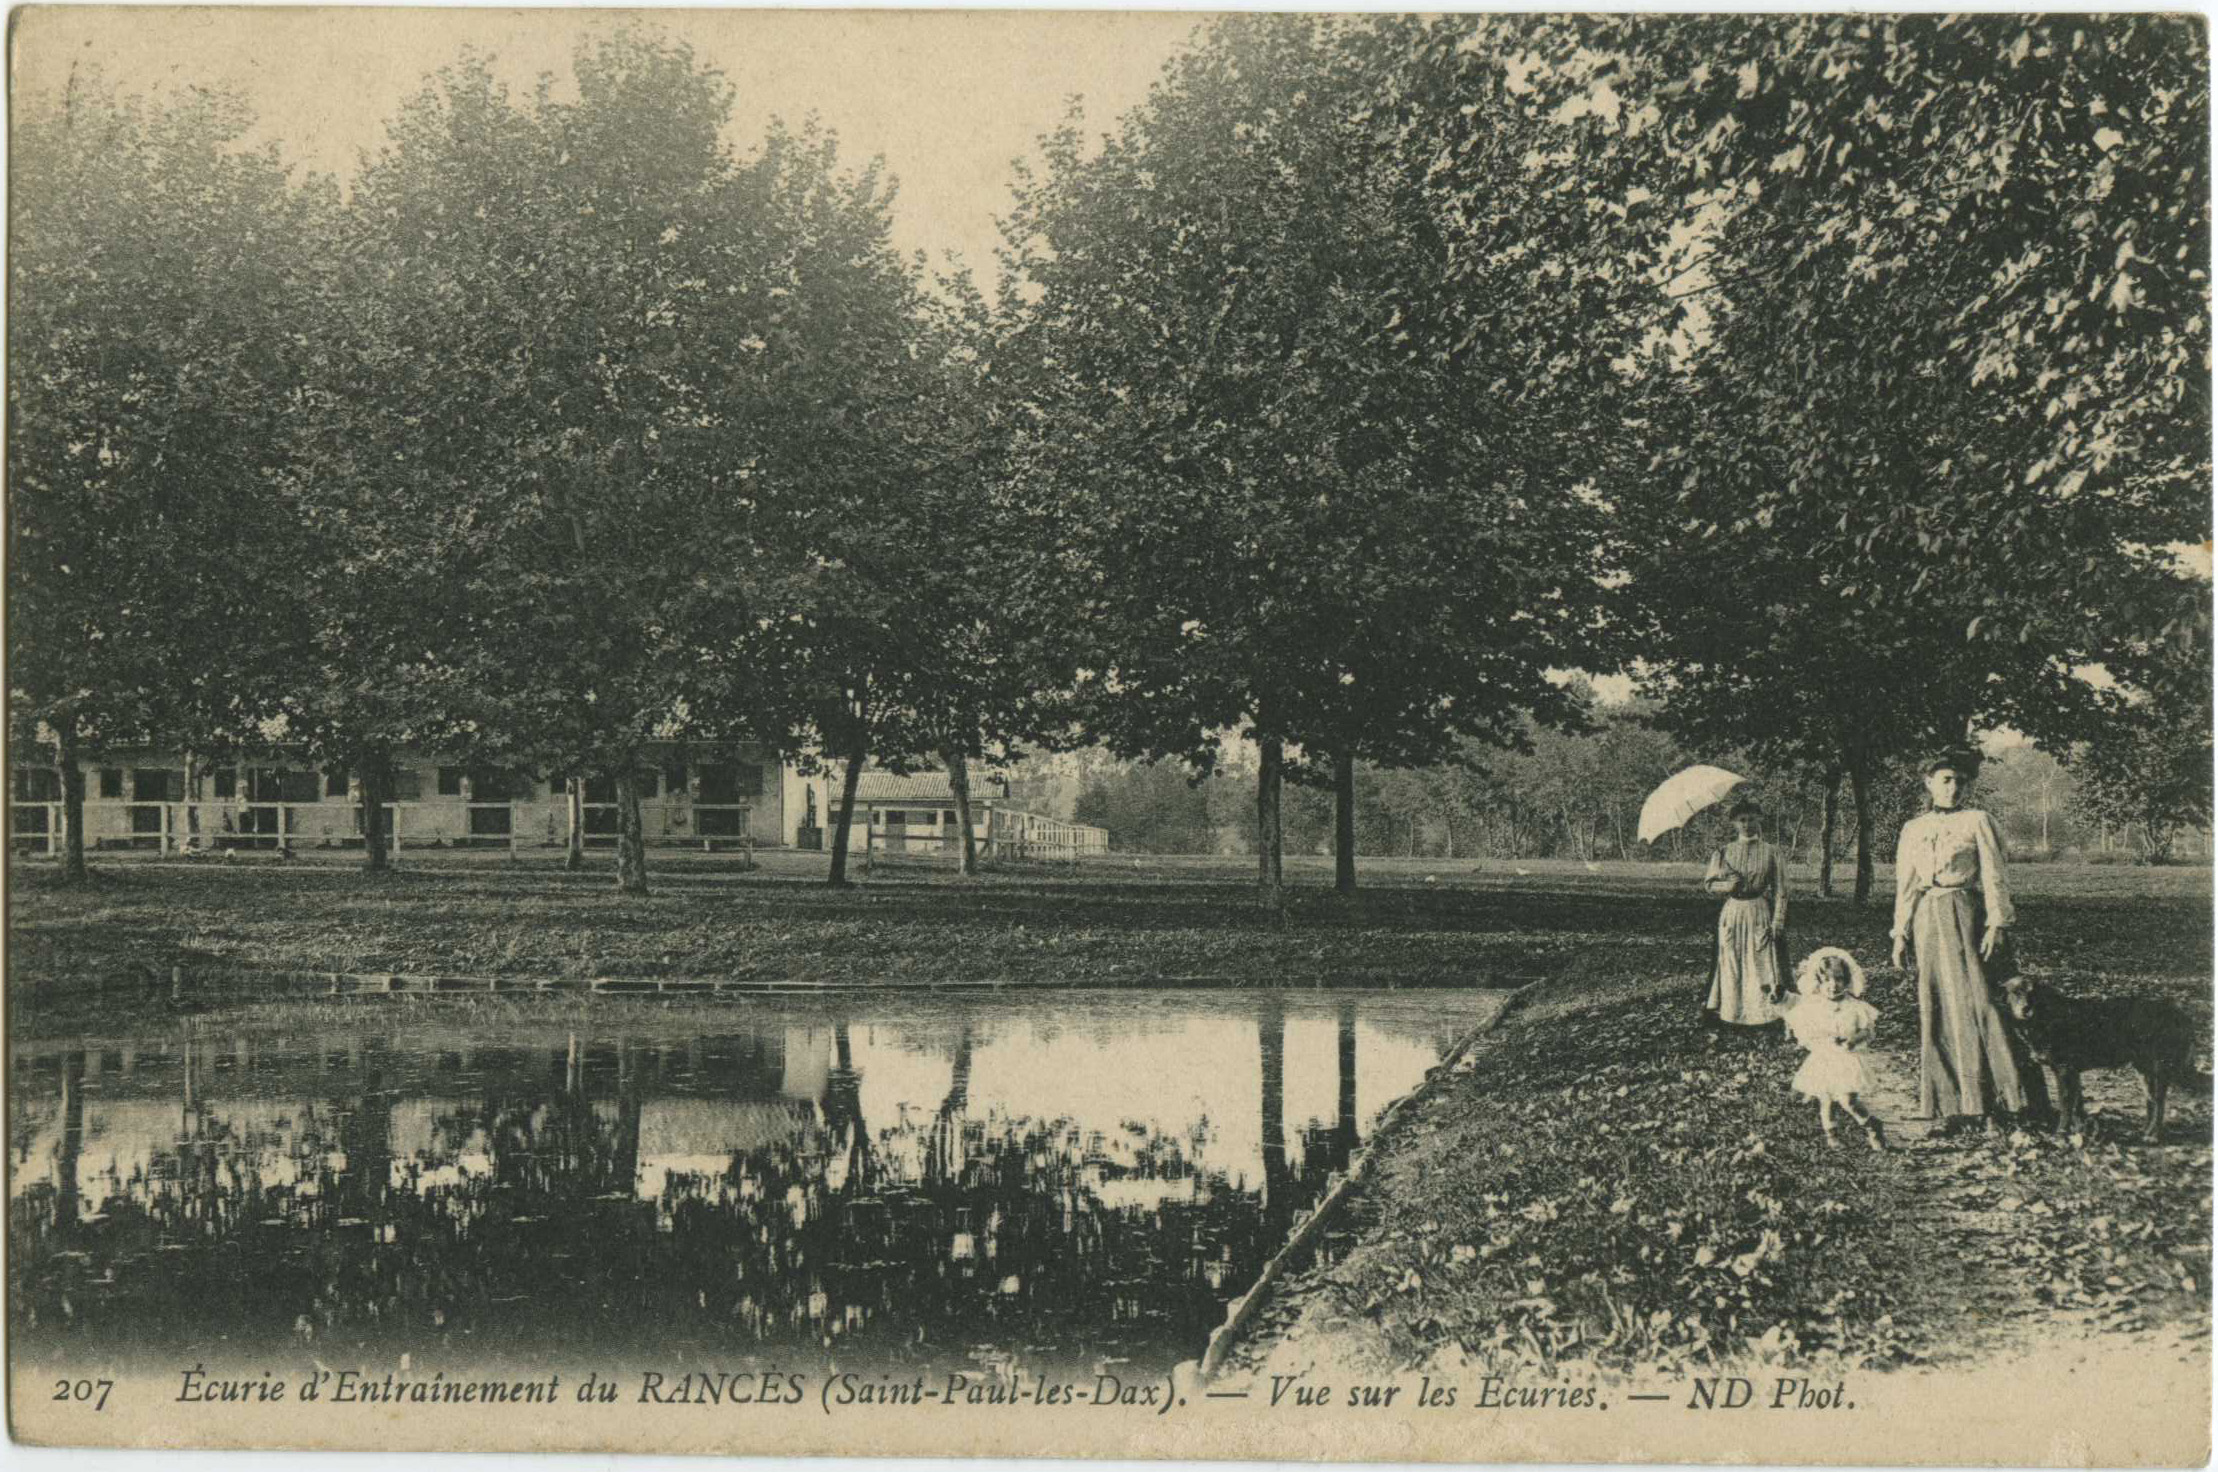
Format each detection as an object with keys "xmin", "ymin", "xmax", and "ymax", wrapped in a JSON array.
[{"xmin": 8, "ymin": 848, "xmax": 2209, "ymax": 1007}]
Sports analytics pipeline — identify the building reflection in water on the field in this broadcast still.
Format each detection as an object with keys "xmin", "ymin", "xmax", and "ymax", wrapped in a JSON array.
[{"xmin": 9, "ymin": 992, "xmax": 1468, "ymax": 1378}]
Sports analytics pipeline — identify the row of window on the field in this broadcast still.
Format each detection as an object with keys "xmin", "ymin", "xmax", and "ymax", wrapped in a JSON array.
[
  {"xmin": 12, "ymin": 761, "xmax": 766, "ymax": 805},
  {"xmin": 848, "ymin": 808, "xmax": 966, "ymax": 826}
]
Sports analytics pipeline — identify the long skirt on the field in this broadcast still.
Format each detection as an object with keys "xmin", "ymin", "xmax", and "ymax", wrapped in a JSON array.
[
  {"xmin": 1705, "ymin": 896, "xmax": 1783, "ymax": 1026},
  {"xmin": 1914, "ymin": 887, "xmax": 2025, "ymax": 1118}
]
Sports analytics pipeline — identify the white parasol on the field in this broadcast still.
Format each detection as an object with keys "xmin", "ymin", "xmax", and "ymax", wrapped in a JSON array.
[{"xmin": 1637, "ymin": 765, "xmax": 1747, "ymax": 845}]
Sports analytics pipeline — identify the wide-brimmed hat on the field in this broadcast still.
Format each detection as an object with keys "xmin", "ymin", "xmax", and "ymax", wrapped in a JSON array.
[{"xmin": 1727, "ymin": 798, "xmax": 1763, "ymax": 820}]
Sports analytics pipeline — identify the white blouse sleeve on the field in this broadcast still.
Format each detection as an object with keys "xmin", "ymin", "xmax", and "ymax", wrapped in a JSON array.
[
  {"xmin": 1890, "ymin": 821, "xmax": 1920, "ymax": 942},
  {"xmin": 1974, "ymin": 811, "xmax": 2015, "ymax": 929}
]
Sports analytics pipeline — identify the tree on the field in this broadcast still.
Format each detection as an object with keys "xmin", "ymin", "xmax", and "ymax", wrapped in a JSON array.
[
  {"xmin": 334, "ymin": 36, "xmax": 907, "ymax": 893},
  {"xmin": 797, "ymin": 270, "xmax": 1073, "ymax": 883},
  {"xmin": 277, "ymin": 179, "xmax": 485, "ymax": 873},
  {"xmin": 1606, "ymin": 15, "xmax": 2210, "ymax": 902},
  {"xmin": 1983, "ymin": 743, "xmax": 2082, "ymax": 856},
  {"xmin": 999, "ymin": 14, "xmax": 1643, "ymax": 898},
  {"xmin": 1279, "ymin": 776, "xmax": 1338, "ymax": 859},
  {"xmin": 1360, "ymin": 765, "xmax": 1434, "ymax": 857},
  {"xmin": 1071, "ymin": 759, "xmax": 1221, "ymax": 854},
  {"xmin": 8, "ymin": 74, "xmax": 319, "ymax": 877},
  {"xmin": 1633, "ymin": 566, "xmax": 2025, "ymax": 901},
  {"xmin": 2073, "ymin": 649, "xmax": 2214, "ymax": 862}
]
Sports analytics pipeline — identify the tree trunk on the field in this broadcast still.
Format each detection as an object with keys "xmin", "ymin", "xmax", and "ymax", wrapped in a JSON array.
[
  {"xmin": 56, "ymin": 730, "xmax": 86, "ymax": 881},
  {"xmin": 827, "ymin": 1022, "xmax": 869, "ymax": 1185},
  {"xmin": 1259, "ymin": 993, "xmax": 1289, "ymax": 1224},
  {"xmin": 614, "ymin": 765, "xmax": 649, "ymax": 895},
  {"xmin": 182, "ymin": 752, "xmax": 200, "ymax": 851},
  {"xmin": 613, "ymin": 1040, "xmax": 642, "ymax": 1188},
  {"xmin": 345, "ymin": 1043, "xmax": 394, "ymax": 1219},
  {"xmin": 1256, "ymin": 735, "xmax": 1284, "ymax": 895},
  {"xmin": 1849, "ymin": 757, "xmax": 1875, "ymax": 906},
  {"xmin": 1442, "ymin": 811, "xmax": 1457, "ymax": 860},
  {"xmin": 2142, "ymin": 813, "xmax": 2173, "ymax": 865},
  {"xmin": 360, "ymin": 751, "xmax": 393, "ymax": 874},
  {"xmin": 1336, "ymin": 1002, "xmax": 1358, "ymax": 1172},
  {"xmin": 1818, "ymin": 769, "xmax": 1840, "ymax": 897},
  {"xmin": 1333, "ymin": 751, "xmax": 1357, "ymax": 894},
  {"xmin": 55, "ymin": 1050, "xmax": 87, "ymax": 1232},
  {"xmin": 930, "ymin": 1019, "xmax": 974, "ymax": 1184},
  {"xmin": 945, "ymin": 745, "xmax": 978, "ymax": 876},
  {"xmin": 566, "ymin": 777, "xmax": 586, "ymax": 872},
  {"xmin": 827, "ymin": 729, "xmax": 868, "ymax": 887}
]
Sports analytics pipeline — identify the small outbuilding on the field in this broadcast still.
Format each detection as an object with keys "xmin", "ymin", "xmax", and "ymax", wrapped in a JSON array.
[{"xmin": 820, "ymin": 771, "xmax": 1108, "ymax": 860}]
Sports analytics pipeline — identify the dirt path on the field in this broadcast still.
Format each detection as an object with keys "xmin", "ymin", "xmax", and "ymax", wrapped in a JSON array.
[
  {"xmin": 1854, "ymin": 1046, "xmax": 2071, "ymax": 1364},
  {"xmin": 1861, "ymin": 1038, "xmax": 2212, "ymax": 1365}
]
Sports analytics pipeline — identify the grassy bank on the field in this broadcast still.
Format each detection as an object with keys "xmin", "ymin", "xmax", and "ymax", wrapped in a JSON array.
[
  {"xmin": 1231, "ymin": 895, "xmax": 2214, "ymax": 1380},
  {"xmin": 10, "ymin": 850, "xmax": 2208, "ymax": 1007}
]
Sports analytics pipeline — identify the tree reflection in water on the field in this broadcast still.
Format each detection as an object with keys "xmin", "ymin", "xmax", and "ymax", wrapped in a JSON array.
[{"xmin": 10, "ymin": 994, "xmax": 1451, "ymax": 1377}]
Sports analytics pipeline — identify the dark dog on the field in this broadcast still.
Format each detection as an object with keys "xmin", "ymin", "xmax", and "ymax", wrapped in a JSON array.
[{"xmin": 1999, "ymin": 975, "xmax": 2205, "ymax": 1142}]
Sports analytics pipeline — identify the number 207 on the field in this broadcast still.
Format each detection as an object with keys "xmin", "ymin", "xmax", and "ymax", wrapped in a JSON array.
[{"xmin": 53, "ymin": 1378, "xmax": 114, "ymax": 1411}]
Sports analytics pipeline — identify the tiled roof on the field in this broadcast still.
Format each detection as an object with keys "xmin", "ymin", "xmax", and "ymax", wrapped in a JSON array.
[{"xmin": 851, "ymin": 772, "xmax": 1008, "ymax": 803}]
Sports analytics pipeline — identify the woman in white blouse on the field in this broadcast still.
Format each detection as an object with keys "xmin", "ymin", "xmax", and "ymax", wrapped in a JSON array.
[{"xmin": 1890, "ymin": 751, "xmax": 2027, "ymax": 1134}]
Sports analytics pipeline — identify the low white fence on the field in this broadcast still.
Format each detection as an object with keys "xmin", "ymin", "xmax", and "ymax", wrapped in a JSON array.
[
  {"xmin": 578, "ymin": 801, "xmax": 753, "ymax": 851},
  {"xmin": 861, "ymin": 826, "xmax": 977, "ymax": 871},
  {"xmin": 854, "ymin": 813, "xmax": 1109, "ymax": 868},
  {"xmin": 990, "ymin": 818, "xmax": 1110, "ymax": 864},
  {"xmin": 7, "ymin": 800, "xmax": 417, "ymax": 856},
  {"xmin": 7, "ymin": 798, "xmax": 756, "ymax": 859}
]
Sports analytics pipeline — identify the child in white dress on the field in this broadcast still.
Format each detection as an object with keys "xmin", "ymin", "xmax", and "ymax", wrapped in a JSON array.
[{"xmin": 1787, "ymin": 947, "xmax": 1886, "ymax": 1150}]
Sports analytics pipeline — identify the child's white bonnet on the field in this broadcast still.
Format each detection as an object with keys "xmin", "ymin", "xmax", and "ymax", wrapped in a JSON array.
[{"xmin": 1794, "ymin": 946, "xmax": 1868, "ymax": 998}]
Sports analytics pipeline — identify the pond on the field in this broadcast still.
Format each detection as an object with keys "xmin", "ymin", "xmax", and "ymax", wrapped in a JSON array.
[{"xmin": 10, "ymin": 990, "xmax": 1503, "ymax": 1383}]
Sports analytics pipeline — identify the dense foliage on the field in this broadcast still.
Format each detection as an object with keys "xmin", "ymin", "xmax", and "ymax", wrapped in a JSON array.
[
  {"xmin": 8, "ymin": 16, "xmax": 2207, "ymax": 889},
  {"xmin": 1607, "ymin": 15, "xmax": 2211, "ymax": 897},
  {"xmin": 9, "ymin": 80, "xmax": 322, "ymax": 876}
]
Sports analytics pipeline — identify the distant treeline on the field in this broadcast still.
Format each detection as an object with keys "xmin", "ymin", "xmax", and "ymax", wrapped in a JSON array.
[{"xmin": 1020, "ymin": 697, "xmax": 2209, "ymax": 871}]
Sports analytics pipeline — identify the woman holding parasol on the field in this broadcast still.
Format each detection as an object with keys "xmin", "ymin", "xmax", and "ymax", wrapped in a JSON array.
[
  {"xmin": 1639, "ymin": 768, "xmax": 1789, "ymax": 1032},
  {"xmin": 1701, "ymin": 798, "xmax": 1791, "ymax": 1030}
]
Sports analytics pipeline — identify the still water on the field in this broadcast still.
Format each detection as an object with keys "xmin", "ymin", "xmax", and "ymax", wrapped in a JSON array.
[{"xmin": 11, "ymin": 990, "xmax": 1498, "ymax": 1380}]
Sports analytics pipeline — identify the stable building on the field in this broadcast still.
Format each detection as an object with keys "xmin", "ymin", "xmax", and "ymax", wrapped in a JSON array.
[{"xmin": 8, "ymin": 742, "xmax": 787, "ymax": 855}]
